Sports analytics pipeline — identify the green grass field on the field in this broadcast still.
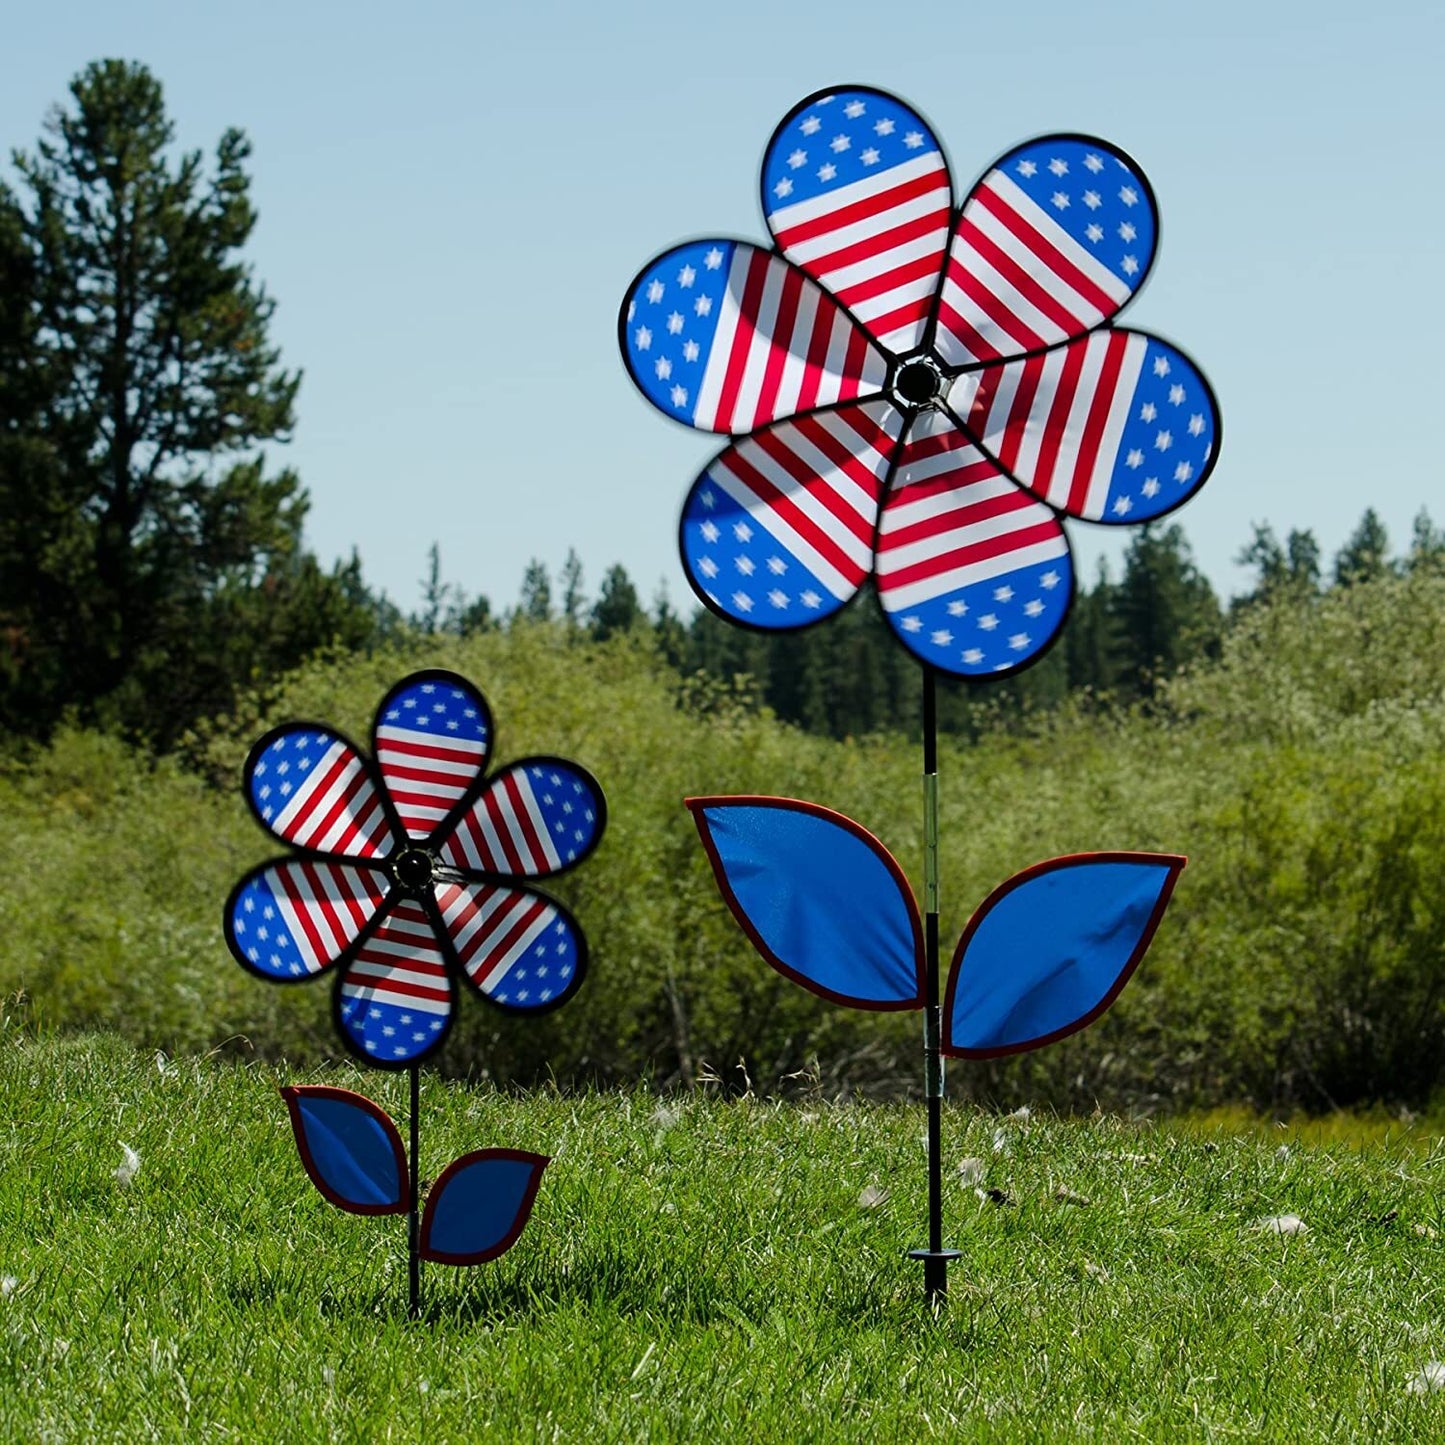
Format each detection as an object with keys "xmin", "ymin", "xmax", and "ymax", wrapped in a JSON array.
[{"xmin": 2, "ymin": 1035, "xmax": 1442, "ymax": 1441}]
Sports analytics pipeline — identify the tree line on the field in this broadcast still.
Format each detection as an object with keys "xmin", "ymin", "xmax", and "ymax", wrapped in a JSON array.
[{"xmin": 4, "ymin": 60, "xmax": 1442, "ymax": 754}]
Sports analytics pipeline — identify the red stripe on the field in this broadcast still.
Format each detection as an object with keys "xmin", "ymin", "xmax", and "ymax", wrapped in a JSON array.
[
  {"xmin": 974, "ymin": 183, "xmax": 1118, "ymax": 318},
  {"xmin": 482, "ymin": 790, "xmax": 528, "ymax": 874},
  {"xmin": 376, "ymin": 735, "xmax": 485, "ymax": 763},
  {"xmin": 1066, "ymin": 333, "xmax": 1130, "ymax": 514},
  {"xmin": 995, "ymin": 355, "xmax": 1047, "ymax": 474},
  {"xmin": 714, "ymin": 251, "xmax": 771, "ymax": 431},
  {"xmin": 942, "ymin": 253, "xmax": 1048, "ymax": 358},
  {"xmin": 469, "ymin": 894, "xmax": 549, "ymax": 985},
  {"xmin": 300, "ymin": 759, "xmax": 378, "ymax": 856},
  {"xmin": 879, "ymin": 519, "xmax": 1062, "ymax": 592},
  {"xmin": 934, "ymin": 287, "xmax": 1001, "ymax": 365},
  {"xmin": 1031, "ymin": 342, "xmax": 1089, "ymax": 491},
  {"xmin": 840, "ymin": 326, "xmax": 870, "ymax": 401},
  {"xmin": 503, "ymin": 773, "xmax": 550, "ymax": 873},
  {"xmin": 953, "ymin": 214, "xmax": 1091, "ymax": 341},
  {"xmin": 882, "ymin": 485, "xmax": 1033, "ymax": 552},
  {"xmin": 347, "ymin": 971, "xmax": 451, "ymax": 1005},
  {"xmin": 794, "ymin": 287, "xmax": 838, "ymax": 414},
  {"xmin": 749, "ymin": 264, "xmax": 804, "ymax": 432},
  {"xmin": 774, "ymin": 166, "xmax": 947, "ymax": 248},
  {"xmin": 801, "ymin": 207, "xmax": 948, "ymax": 286},
  {"xmin": 749, "ymin": 415, "xmax": 882, "ymax": 545},
  {"xmin": 286, "ymin": 749, "xmax": 353, "ymax": 843},
  {"xmin": 279, "ymin": 864, "xmax": 334, "ymax": 963}
]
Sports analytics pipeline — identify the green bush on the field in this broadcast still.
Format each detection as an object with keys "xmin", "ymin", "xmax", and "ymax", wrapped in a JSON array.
[{"xmin": 3, "ymin": 577, "xmax": 1443, "ymax": 1111}]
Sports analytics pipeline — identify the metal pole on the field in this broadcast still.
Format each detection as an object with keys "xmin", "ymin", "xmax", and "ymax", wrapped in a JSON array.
[
  {"xmin": 408, "ymin": 1063, "xmax": 421, "ymax": 1319},
  {"xmin": 908, "ymin": 669, "xmax": 959, "ymax": 1302}
]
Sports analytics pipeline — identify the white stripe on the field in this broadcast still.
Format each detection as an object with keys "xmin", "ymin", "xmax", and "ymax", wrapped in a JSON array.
[
  {"xmin": 771, "ymin": 281, "xmax": 821, "ymax": 418},
  {"xmin": 1046, "ymin": 337, "xmax": 1113, "ymax": 509},
  {"xmin": 694, "ymin": 248, "xmax": 750, "ymax": 428},
  {"xmin": 888, "ymin": 461, "xmax": 1016, "ymax": 510},
  {"xmin": 984, "ymin": 348, "xmax": 1067, "ymax": 483},
  {"xmin": 881, "ymin": 535, "xmax": 1070, "ymax": 610},
  {"xmin": 881, "ymin": 497, "xmax": 1048, "ymax": 574},
  {"xmin": 273, "ymin": 740, "xmax": 349, "ymax": 838},
  {"xmin": 490, "ymin": 784, "xmax": 545, "ymax": 874},
  {"xmin": 475, "ymin": 905, "xmax": 554, "ymax": 992},
  {"xmin": 812, "ymin": 226, "xmax": 944, "ymax": 298},
  {"xmin": 1084, "ymin": 335, "xmax": 1147, "ymax": 517},
  {"xmin": 985, "ymin": 173, "xmax": 1132, "ymax": 304},
  {"xmin": 708, "ymin": 460, "xmax": 856, "ymax": 599},
  {"xmin": 967, "ymin": 199, "xmax": 1106, "ymax": 325},
  {"xmin": 942, "ymin": 235, "xmax": 1076, "ymax": 360},
  {"xmin": 345, "ymin": 974, "xmax": 451, "ymax": 1016},
  {"xmin": 768, "ymin": 151, "xmax": 947, "ymax": 233},
  {"xmin": 511, "ymin": 774, "xmax": 562, "ymax": 872},
  {"xmin": 729, "ymin": 258, "xmax": 789, "ymax": 430},
  {"xmin": 814, "ymin": 308, "xmax": 854, "ymax": 409}
]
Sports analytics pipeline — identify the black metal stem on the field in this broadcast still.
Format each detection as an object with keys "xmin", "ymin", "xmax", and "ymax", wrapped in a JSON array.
[
  {"xmin": 908, "ymin": 670, "xmax": 959, "ymax": 1303},
  {"xmin": 408, "ymin": 1063, "xmax": 421, "ymax": 1319}
]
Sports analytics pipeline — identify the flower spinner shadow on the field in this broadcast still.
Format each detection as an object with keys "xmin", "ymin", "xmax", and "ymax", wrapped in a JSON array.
[
  {"xmin": 620, "ymin": 84, "xmax": 1220, "ymax": 678},
  {"xmin": 222, "ymin": 669, "xmax": 606, "ymax": 1302},
  {"xmin": 622, "ymin": 84, "xmax": 1219, "ymax": 1303}
]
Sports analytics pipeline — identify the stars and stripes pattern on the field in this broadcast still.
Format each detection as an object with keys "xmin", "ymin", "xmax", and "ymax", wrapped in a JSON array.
[
  {"xmin": 875, "ymin": 412, "xmax": 1073, "ymax": 674},
  {"xmin": 439, "ymin": 761, "xmax": 603, "ymax": 878},
  {"xmin": 622, "ymin": 240, "xmax": 887, "ymax": 434},
  {"xmin": 952, "ymin": 331, "xmax": 1217, "ymax": 522},
  {"xmin": 225, "ymin": 669, "xmax": 607, "ymax": 1069},
  {"xmin": 435, "ymin": 883, "xmax": 582, "ymax": 1010},
  {"xmin": 373, "ymin": 675, "xmax": 491, "ymax": 840},
  {"xmin": 339, "ymin": 899, "xmax": 454, "ymax": 1062},
  {"xmin": 763, "ymin": 89, "xmax": 952, "ymax": 355},
  {"xmin": 934, "ymin": 137, "xmax": 1156, "ymax": 367},
  {"xmin": 247, "ymin": 728, "xmax": 394, "ymax": 859},
  {"xmin": 228, "ymin": 861, "xmax": 389, "ymax": 979},
  {"xmin": 681, "ymin": 399, "xmax": 904, "ymax": 627}
]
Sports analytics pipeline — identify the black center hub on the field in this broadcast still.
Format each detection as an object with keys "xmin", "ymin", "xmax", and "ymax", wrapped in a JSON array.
[
  {"xmin": 392, "ymin": 847, "xmax": 435, "ymax": 893},
  {"xmin": 892, "ymin": 356, "xmax": 943, "ymax": 408}
]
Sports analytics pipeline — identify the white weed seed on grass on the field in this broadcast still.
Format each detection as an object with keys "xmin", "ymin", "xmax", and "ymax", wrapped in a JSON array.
[
  {"xmin": 957, "ymin": 1157, "xmax": 985, "ymax": 1186},
  {"xmin": 1256, "ymin": 1213, "xmax": 1308, "ymax": 1235},
  {"xmin": 0, "ymin": 1275, "xmax": 17, "ymax": 1297},
  {"xmin": 991, "ymin": 1129, "xmax": 1010, "ymax": 1156},
  {"xmin": 857, "ymin": 1185, "xmax": 888, "ymax": 1210},
  {"xmin": 1406, "ymin": 1361, "xmax": 1445, "ymax": 1395},
  {"xmin": 114, "ymin": 1143, "xmax": 140, "ymax": 1187},
  {"xmin": 1005, "ymin": 1106, "xmax": 1032, "ymax": 1123}
]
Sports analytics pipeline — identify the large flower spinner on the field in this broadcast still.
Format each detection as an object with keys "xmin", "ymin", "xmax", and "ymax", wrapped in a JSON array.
[
  {"xmin": 620, "ymin": 86, "xmax": 1220, "ymax": 677},
  {"xmin": 223, "ymin": 670, "xmax": 605, "ymax": 1067}
]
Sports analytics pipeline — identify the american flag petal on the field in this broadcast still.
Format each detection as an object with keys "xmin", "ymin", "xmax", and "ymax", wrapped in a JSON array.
[
  {"xmin": 225, "ymin": 860, "xmax": 390, "ymax": 980},
  {"xmin": 950, "ymin": 330, "xmax": 1218, "ymax": 522},
  {"xmin": 438, "ymin": 759, "xmax": 605, "ymax": 879},
  {"xmin": 435, "ymin": 881, "xmax": 586, "ymax": 1014},
  {"xmin": 762, "ymin": 87, "xmax": 953, "ymax": 356},
  {"xmin": 337, "ymin": 899, "xmax": 454, "ymax": 1066},
  {"xmin": 243, "ymin": 725, "xmax": 395, "ymax": 860},
  {"xmin": 620, "ymin": 240, "xmax": 887, "ymax": 434},
  {"xmin": 875, "ymin": 410, "xmax": 1074, "ymax": 677},
  {"xmin": 934, "ymin": 136, "xmax": 1157, "ymax": 367},
  {"xmin": 680, "ymin": 398, "xmax": 904, "ymax": 629},
  {"xmin": 371, "ymin": 670, "xmax": 492, "ymax": 842}
]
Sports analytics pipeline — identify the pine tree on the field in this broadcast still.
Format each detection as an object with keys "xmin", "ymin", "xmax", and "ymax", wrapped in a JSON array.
[
  {"xmin": 0, "ymin": 60, "xmax": 375, "ymax": 744},
  {"xmin": 590, "ymin": 564, "xmax": 642, "ymax": 641},
  {"xmin": 1333, "ymin": 508, "xmax": 1393, "ymax": 587}
]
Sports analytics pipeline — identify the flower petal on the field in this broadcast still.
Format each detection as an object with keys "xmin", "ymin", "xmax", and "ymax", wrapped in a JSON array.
[
  {"xmin": 680, "ymin": 398, "xmax": 904, "ymax": 629},
  {"xmin": 243, "ymin": 725, "xmax": 395, "ymax": 860},
  {"xmin": 761, "ymin": 86, "xmax": 952, "ymax": 356},
  {"xmin": 874, "ymin": 410, "xmax": 1074, "ymax": 677},
  {"xmin": 934, "ymin": 136, "xmax": 1157, "ymax": 367},
  {"xmin": 225, "ymin": 860, "xmax": 390, "ymax": 980},
  {"xmin": 437, "ymin": 759, "xmax": 605, "ymax": 879},
  {"xmin": 951, "ymin": 330, "xmax": 1219, "ymax": 522},
  {"xmin": 336, "ymin": 898, "xmax": 454, "ymax": 1066},
  {"xmin": 419, "ymin": 1149, "xmax": 549, "ymax": 1265},
  {"xmin": 620, "ymin": 240, "xmax": 887, "ymax": 433},
  {"xmin": 434, "ymin": 881, "xmax": 586, "ymax": 1014},
  {"xmin": 370, "ymin": 670, "xmax": 493, "ymax": 842},
  {"xmin": 280, "ymin": 1085, "xmax": 408, "ymax": 1215}
]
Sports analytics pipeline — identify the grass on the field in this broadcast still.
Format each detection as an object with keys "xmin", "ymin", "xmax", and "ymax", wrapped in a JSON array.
[{"xmin": 1, "ymin": 1035, "xmax": 1443, "ymax": 1441}]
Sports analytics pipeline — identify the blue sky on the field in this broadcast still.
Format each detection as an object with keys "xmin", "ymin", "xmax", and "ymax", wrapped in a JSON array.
[{"xmin": 4, "ymin": 0, "xmax": 1441, "ymax": 615}]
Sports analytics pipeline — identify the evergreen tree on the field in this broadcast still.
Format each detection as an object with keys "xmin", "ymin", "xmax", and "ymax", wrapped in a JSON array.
[
  {"xmin": 517, "ymin": 558, "xmax": 552, "ymax": 622},
  {"xmin": 590, "ymin": 563, "xmax": 642, "ymax": 640},
  {"xmin": 1236, "ymin": 523, "xmax": 1321, "ymax": 607},
  {"xmin": 0, "ymin": 60, "xmax": 374, "ymax": 744},
  {"xmin": 1407, "ymin": 508, "xmax": 1445, "ymax": 575},
  {"xmin": 1333, "ymin": 508, "xmax": 1393, "ymax": 587},
  {"xmin": 560, "ymin": 548, "xmax": 585, "ymax": 629},
  {"xmin": 1111, "ymin": 524, "xmax": 1222, "ymax": 697}
]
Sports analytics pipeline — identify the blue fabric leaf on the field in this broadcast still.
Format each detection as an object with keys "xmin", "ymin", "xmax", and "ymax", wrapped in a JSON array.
[
  {"xmin": 689, "ymin": 797, "xmax": 924, "ymax": 1009},
  {"xmin": 943, "ymin": 853, "xmax": 1184, "ymax": 1057},
  {"xmin": 419, "ymin": 1150, "xmax": 549, "ymax": 1265},
  {"xmin": 280, "ymin": 1086, "xmax": 408, "ymax": 1215}
]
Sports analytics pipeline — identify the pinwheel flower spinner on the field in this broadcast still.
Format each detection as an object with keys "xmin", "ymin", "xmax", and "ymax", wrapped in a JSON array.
[
  {"xmin": 223, "ymin": 670, "xmax": 606, "ymax": 1067},
  {"xmin": 621, "ymin": 85, "xmax": 1221, "ymax": 678}
]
